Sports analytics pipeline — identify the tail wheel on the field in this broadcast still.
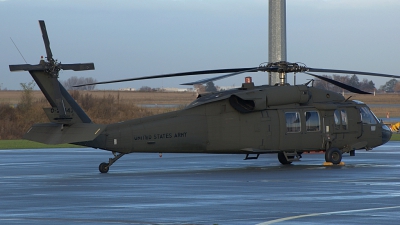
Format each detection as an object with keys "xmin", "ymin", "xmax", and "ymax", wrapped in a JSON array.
[
  {"xmin": 99, "ymin": 162, "xmax": 109, "ymax": 173},
  {"xmin": 325, "ymin": 148, "xmax": 342, "ymax": 164}
]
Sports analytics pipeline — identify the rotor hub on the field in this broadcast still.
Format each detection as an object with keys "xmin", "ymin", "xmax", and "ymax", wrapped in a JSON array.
[
  {"xmin": 44, "ymin": 58, "xmax": 61, "ymax": 78},
  {"xmin": 260, "ymin": 61, "xmax": 308, "ymax": 74}
]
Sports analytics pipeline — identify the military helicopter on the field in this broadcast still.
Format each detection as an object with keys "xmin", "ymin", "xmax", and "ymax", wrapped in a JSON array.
[{"xmin": 9, "ymin": 19, "xmax": 399, "ymax": 173}]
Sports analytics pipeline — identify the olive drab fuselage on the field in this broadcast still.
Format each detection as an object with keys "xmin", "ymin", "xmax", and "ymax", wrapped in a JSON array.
[{"xmin": 80, "ymin": 84, "xmax": 390, "ymax": 155}]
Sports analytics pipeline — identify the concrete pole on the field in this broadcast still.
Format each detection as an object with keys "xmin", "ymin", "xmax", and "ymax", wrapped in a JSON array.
[{"xmin": 268, "ymin": 0, "xmax": 287, "ymax": 85}]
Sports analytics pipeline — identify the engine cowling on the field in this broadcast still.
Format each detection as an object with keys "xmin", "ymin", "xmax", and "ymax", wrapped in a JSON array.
[{"xmin": 229, "ymin": 85, "xmax": 309, "ymax": 112}]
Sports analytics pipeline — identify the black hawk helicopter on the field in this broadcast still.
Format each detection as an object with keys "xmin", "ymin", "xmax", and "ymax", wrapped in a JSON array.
[{"xmin": 9, "ymin": 20, "xmax": 398, "ymax": 173}]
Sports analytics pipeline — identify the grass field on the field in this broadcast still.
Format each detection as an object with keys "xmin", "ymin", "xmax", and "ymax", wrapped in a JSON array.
[
  {"xmin": 0, "ymin": 140, "xmax": 82, "ymax": 150},
  {"xmin": 343, "ymin": 93, "xmax": 400, "ymax": 105},
  {"xmin": 390, "ymin": 133, "xmax": 400, "ymax": 141},
  {"xmin": 343, "ymin": 93, "xmax": 400, "ymax": 117}
]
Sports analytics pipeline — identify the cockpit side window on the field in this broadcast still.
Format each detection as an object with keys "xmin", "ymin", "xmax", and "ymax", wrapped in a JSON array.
[
  {"xmin": 360, "ymin": 107, "xmax": 377, "ymax": 124},
  {"xmin": 305, "ymin": 111, "xmax": 320, "ymax": 132},
  {"xmin": 285, "ymin": 112, "xmax": 301, "ymax": 133},
  {"xmin": 334, "ymin": 110, "xmax": 341, "ymax": 130},
  {"xmin": 341, "ymin": 110, "xmax": 348, "ymax": 130},
  {"xmin": 334, "ymin": 109, "xmax": 348, "ymax": 130}
]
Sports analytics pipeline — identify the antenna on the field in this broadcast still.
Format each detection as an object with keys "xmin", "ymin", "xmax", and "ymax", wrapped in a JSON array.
[{"xmin": 10, "ymin": 37, "xmax": 28, "ymax": 64}]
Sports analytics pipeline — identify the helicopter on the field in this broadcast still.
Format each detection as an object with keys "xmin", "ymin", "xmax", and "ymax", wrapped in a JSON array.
[{"xmin": 9, "ymin": 19, "xmax": 399, "ymax": 173}]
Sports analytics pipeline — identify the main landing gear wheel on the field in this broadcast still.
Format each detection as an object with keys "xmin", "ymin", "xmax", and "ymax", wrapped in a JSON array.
[
  {"xmin": 99, "ymin": 162, "xmax": 109, "ymax": 173},
  {"xmin": 278, "ymin": 152, "xmax": 293, "ymax": 165},
  {"xmin": 325, "ymin": 148, "xmax": 342, "ymax": 165}
]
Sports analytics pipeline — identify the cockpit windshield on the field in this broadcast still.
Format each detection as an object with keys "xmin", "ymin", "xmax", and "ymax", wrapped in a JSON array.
[{"xmin": 360, "ymin": 107, "xmax": 378, "ymax": 124}]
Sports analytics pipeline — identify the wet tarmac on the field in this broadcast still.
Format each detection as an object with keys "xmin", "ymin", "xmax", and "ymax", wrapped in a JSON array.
[{"xmin": 1, "ymin": 143, "xmax": 400, "ymax": 224}]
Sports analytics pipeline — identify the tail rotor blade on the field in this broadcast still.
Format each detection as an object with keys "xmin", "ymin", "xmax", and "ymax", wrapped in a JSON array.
[
  {"xmin": 39, "ymin": 20, "xmax": 53, "ymax": 60},
  {"xmin": 61, "ymin": 63, "xmax": 95, "ymax": 71},
  {"xmin": 9, "ymin": 64, "xmax": 45, "ymax": 71}
]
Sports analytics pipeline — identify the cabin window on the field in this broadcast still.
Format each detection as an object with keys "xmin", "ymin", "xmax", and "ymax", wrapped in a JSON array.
[
  {"xmin": 334, "ymin": 109, "xmax": 348, "ymax": 130},
  {"xmin": 360, "ymin": 107, "xmax": 377, "ymax": 124},
  {"xmin": 285, "ymin": 112, "xmax": 301, "ymax": 133},
  {"xmin": 305, "ymin": 111, "xmax": 320, "ymax": 132}
]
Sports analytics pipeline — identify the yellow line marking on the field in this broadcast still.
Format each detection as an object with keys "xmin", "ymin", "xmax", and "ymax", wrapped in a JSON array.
[
  {"xmin": 94, "ymin": 128, "xmax": 101, "ymax": 135},
  {"xmin": 256, "ymin": 205, "xmax": 400, "ymax": 225},
  {"xmin": 323, "ymin": 161, "xmax": 345, "ymax": 166}
]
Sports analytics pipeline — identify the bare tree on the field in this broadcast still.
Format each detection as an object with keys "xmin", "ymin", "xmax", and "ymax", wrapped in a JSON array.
[
  {"xmin": 18, "ymin": 80, "xmax": 36, "ymax": 111},
  {"xmin": 380, "ymin": 79, "xmax": 398, "ymax": 93},
  {"xmin": 205, "ymin": 82, "xmax": 218, "ymax": 92},
  {"xmin": 139, "ymin": 86, "xmax": 152, "ymax": 92}
]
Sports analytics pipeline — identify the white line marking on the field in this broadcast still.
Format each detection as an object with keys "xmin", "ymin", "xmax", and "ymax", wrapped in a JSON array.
[{"xmin": 256, "ymin": 205, "xmax": 400, "ymax": 225}]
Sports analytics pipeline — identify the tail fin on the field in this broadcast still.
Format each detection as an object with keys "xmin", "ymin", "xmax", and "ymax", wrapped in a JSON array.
[
  {"xmin": 31, "ymin": 69, "xmax": 92, "ymax": 124},
  {"xmin": 9, "ymin": 20, "xmax": 105, "ymax": 144}
]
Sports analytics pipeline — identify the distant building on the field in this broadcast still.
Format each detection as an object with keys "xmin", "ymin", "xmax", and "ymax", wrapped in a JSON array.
[
  {"xmin": 163, "ymin": 88, "xmax": 195, "ymax": 92},
  {"xmin": 218, "ymin": 86, "xmax": 239, "ymax": 91},
  {"xmin": 119, "ymin": 88, "xmax": 135, "ymax": 91}
]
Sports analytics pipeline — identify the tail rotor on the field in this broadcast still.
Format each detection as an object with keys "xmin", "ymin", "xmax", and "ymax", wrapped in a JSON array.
[{"xmin": 9, "ymin": 20, "xmax": 95, "ymax": 123}]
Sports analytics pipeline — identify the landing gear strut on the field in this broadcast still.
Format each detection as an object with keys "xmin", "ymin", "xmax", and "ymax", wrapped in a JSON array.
[{"xmin": 99, "ymin": 151, "xmax": 125, "ymax": 173}]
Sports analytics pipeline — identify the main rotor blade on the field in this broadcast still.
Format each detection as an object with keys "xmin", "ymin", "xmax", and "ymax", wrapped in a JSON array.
[
  {"xmin": 39, "ymin": 20, "xmax": 53, "ymax": 60},
  {"xmin": 61, "ymin": 63, "xmax": 95, "ymax": 71},
  {"xmin": 181, "ymin": 67, "xmax": 260, "ymax": 85},
  {"xmin": 305, "ymin": 72, "xmax": 371, "ymax": 94},
  {"xmin": 73, "ymin": 67, "xmax": 255, "ymax": 87},
  {"xmin": 308, "ymin": 68, "xmax": 400, "ymax": 79}
]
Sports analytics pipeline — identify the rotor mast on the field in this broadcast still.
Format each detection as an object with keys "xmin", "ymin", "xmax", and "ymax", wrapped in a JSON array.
[{"xmin": 268, "ymin": 0, "xmax": 287, "ymax": 85}]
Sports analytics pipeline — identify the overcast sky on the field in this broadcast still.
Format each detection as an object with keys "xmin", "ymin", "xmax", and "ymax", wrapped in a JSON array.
[{"xmin": 1, "ymin": 0, "xmax": 399, "ymax": 90}]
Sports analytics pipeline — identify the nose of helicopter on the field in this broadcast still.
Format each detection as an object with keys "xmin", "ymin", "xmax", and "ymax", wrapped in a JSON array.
[{"xmin": 382, "ymin": 124, "xmax": 392, "ymax": 145}]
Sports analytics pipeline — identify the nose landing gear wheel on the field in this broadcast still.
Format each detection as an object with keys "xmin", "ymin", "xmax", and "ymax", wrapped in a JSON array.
[
  {"xmin": 325, "ymin": 148, "xmax": 342, "ymax": 165},
  {"xmin": 99, "ymin": 162, "xmax": 109, "ymax": 173}
]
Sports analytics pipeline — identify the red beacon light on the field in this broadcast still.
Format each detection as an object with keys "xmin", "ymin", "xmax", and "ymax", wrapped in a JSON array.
[
  {"xmin": 39, "ymin": 56, "xmax": 45, "ymax": 64},
  {"xmin": 242, "ymin": 76, "xmax": 254, "ymax": 89},
  {"xmin": 245, "ymin": 76, "xmax": 252, "ymax": 83}
]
